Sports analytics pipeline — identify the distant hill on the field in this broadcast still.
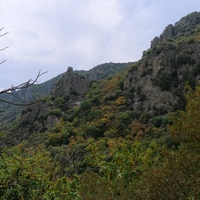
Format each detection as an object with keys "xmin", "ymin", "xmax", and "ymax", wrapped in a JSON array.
[{"xmin": 77, "ymin": 62, "xmax": 132, "ymax": 80}]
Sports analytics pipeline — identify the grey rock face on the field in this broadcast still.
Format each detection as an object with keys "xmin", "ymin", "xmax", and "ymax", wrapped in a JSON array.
[
  {"xmin": 14, "ymin": 67, "xmax": 89, "ymax": 140},
  {"xmin": 160, "ymin": 24, "xmax": 174, "ymax": 40},
  {"xmin": 46, "ymin": 115, "xmax": 60, "ymax": 129},
  {"xmin": 15, "ymin": 101, "xmax": 57, "ymax": 140},
  {"xmin": 175, "ymin": 12, "xmax": 200, "ymax": 28},
  {"xmin": 124, "ymin": 41, "xmax": 200, "ymax": 116},
  {"xmin": 151, "ymin": 12, "xmax": 200, "ymax": 47},
  {"xmin": 52, "ymin": 67, "xmax": 89, "ymax": 99}
]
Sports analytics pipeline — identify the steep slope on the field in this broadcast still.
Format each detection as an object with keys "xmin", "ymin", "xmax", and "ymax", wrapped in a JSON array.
[
  {"xmin": 10, "ymin": 11, "xmax": 200, "ymax": 141},
  {"xmin": 0, "ymin": 73, "xmax": 62, "ymax": 130},
  {"xmin": 123, "ymin": 11, "xmax": 200, "ymax": 118},
  {"xmin": 13, "ymin": 67, "xmax": 89, "ymax": 141},
  {"xmin": 0, "ymin": 62, "xmax": 129, "ymax": 130}
]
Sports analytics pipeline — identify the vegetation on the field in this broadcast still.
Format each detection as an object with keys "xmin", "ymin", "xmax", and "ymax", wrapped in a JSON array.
[
  {"xmin": 0, "ymin": 74, "xmax": 200, "ymax": 199},
  {"xmin": 0, "ymin": 62, "xmax": 129, "ymax": 131},
  {"xmin": 1, "ymin": 12, "xmax": 200, "ymax": 199}
]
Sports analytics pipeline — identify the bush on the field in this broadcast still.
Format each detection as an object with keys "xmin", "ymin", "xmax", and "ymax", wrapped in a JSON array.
[
  {"xmin": 54, "ymin": 97, "xmax": 65, "ymax": 106},
  {"xmin": 119, "ymin": 80, "xmax": 124, "ymax": 91},
  {"xmin": 153, "ymin": 72, "xmax": 179, "ymax": 91},
  {"xmin": 48, "ymin": 108, "xmax": 62, "ymax": 117},
  {"xmin": 187, "ymin": 37, "xmax": 195, "ymax": 44},
  {"xmin": 80, "ymin": 100, "xmax": 92, "ymax": 111},
  {"xmin": 176, "ymin": 53, "xmax": 196, "ymax": 65},
  {"xmin": 87, "ymin": 110, "xmax": 103, "ymax": 121},
  {"xmin": 46, "ymin": 131, "xmax": 70, "ymax": 146}
]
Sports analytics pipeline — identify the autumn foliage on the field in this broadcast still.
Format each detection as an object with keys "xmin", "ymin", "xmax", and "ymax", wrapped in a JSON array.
[{"xmin": 1, "ymin": 80, "xmax": 200, "ymax": 199}]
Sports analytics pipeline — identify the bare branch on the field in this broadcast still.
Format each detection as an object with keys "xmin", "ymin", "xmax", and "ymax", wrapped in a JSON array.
[
  {"xmin": 0, "ymin": 59, "xmax": 7, "ymax": 65},
  {"xmin": 0, "ymin": 28, "xmax": 48, "ymax": 107},
  {"xmin": 0, "ymin": 27, "xmax": 8, "ymax": 66},
  {"xmin": 0, "ymin": 98, "xmax": 28, "ymax": 107},
  {"xmin": 0, "ymin": 70, "xmax": 48, "ymax": 95},
  {"xmin": 0, "ymin": 27, "xmax": 9, "ymax": 37},
  {"xmin": 0, "ymin": 47, "xmax": 8, "ymax": 51},
  {"xmin": 0, "ymin": 71, "xmax": 48, "ymax": 107}
]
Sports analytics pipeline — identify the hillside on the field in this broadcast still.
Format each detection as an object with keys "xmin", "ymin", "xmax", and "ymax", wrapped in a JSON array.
[
  {"xmin": 1, "ymin": 12, "xmax": 200, "ymax": 199},
  {"xmin": 0, "ymin": 62, "xmax": 130, "ymax": 130}
]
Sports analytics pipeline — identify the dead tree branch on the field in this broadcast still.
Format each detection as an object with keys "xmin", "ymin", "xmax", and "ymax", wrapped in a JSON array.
[
  {"xmin": 0, "ymin": 70, "xmax": 47, "ymax": 94},
  {"xmin": 0, "ymin": 47, "xmax": 8, "ymax": 51},
  {"xmin": 0, "ymin": 27, "xmax": 47, "ymax": 106},
  {"xmin": 0, "ymin": 27, "xmax": 8, "ymax": 66},
  {"xmin": 0, "ymin": 59, "xmax": 7, "ymax": 65},
  {"xmin": 0, "ymin": 27, "xmax": 9, "ymax": 37},
  {"xmin": 0, "ymin": 70, "xmax": 48, "ymax": 106}
]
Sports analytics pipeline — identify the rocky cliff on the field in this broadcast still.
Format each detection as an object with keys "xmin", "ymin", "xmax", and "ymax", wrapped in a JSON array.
[
  {"xmin": 13, "ymin": 11, "xmax": 200, "ymax": 141},
  {"xmin": 151, "ymin": 12, "xmax": 200, "ymax": 47},
  {"xmin": 0, "ymin": 62, "xmax": 129, "ymax": 131},
  {"xmin": 14, "ymin": 67, "xmax": 89, "ymax": 140},
  {"xmin": 52, "ymin": 67, "xmax": 89, "ymax": 99},
  {"xmin": 124, "ymin": 12, "xmax": 200, "ymax": 117}
]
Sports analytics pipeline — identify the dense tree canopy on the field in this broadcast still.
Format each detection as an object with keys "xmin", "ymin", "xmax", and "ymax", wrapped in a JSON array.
[{"xmin": 0, "ymin": 81, "xmax": 200, "ymax": 199}]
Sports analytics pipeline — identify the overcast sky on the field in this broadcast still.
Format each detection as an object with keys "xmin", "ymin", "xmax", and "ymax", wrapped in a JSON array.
[{"xmin": 0, "ymin": 0, "xmax": 200, "ymax": 89}]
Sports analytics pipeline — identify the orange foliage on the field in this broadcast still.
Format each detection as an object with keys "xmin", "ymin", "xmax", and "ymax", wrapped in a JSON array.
[{"xmin": 115, "ymin": 96, "xmax": 125, "ymax": 106}]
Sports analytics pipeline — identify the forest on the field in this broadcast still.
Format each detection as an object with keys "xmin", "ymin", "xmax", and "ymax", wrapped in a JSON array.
[{"xmin": 0, "ymin": 79, "xmax": 200, "ymax": 199}]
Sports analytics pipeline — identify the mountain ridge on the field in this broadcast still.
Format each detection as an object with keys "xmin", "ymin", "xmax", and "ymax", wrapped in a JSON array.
[
  {"xmin": 0, "ymin": 62, "xmax": 132, "ymax": 130},
  {"xmin": 5, "ymin": 11, "xmax": 200, "ymax": 136}
]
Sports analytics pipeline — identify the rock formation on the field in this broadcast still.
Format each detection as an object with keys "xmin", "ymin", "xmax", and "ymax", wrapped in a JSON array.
[
  {"xmin": 13, "ymin": 11, "xmax": 200, "ymax": 140},
  {"xmin": 124, "ymin": 12, "xmax": 200, "ymax": 117},
  {"xmin": 14, "ymin": 67, "xmax": 89, "ymax": 140},
  {"xmin": 151, "ymin": 12, "xmax": 200, "ymax": 48},
  {"xmin": 52, "ymin": 67, "xmax": 89, "ymax": 99}
]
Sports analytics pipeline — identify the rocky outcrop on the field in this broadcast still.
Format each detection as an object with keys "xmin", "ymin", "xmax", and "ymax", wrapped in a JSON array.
[
  {"xmin": 14, "ymin": 67, "xmax": 89, "ymax": 140},
  {"xmin": 151, "ymin": 12, "xmax": 200, "ymax": 48},
  {"xmin": 52, "ymin": 67, "xmax": 89, "ymax": 99},
  {"xmin": 125, "ymin": 12, "xmax": 200, "ymax": 117},
  {"xmin": 14, "ymin": 100, "xmax": 57, "ymax": 140},
  {"xmin": 13, "ymin": 11, "xmax": 200, "ymax": 140}
]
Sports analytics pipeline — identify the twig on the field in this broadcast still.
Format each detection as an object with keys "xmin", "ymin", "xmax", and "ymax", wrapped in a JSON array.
[
  {"xmin": 0, "ymin": 70, "xmax": 48, "ymax": 94},
  {"xmin": 0, "ymin": 47, "xmax": 8, "ymax": 51},
  {"xmin": 0, "ymin": 59, "xmax": 7, "ymax": 65},
  {"xmin": 0, "ymin": 27, "xmax": 9, "ymax": 37},
  {"xmin": 0, "ymin": 70, "xmax": 48, "ymax": 106}
]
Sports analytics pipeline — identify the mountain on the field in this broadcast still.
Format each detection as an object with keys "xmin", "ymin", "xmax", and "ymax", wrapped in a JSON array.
[
  {"xmin": 0, "ymin": 62, "xmax": 130, "ymax": 130},
  {"xmin": 1, "ymin": 12, "xmax": 200, "ymax": 199},
  {"xmin": 124, "ymin": 11, "xmax": 200, "ymax": 117},
  {"xmin": 11, "ymin": 11, "xmax": 200, "ymax": 140}
]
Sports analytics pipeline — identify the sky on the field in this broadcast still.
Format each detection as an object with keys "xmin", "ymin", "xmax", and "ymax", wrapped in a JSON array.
[{"xmin": 0, "ymin": 0, "xmax": 200, "ymax": 89}]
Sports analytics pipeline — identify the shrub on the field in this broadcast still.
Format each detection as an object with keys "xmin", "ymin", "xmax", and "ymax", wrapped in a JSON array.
[
  {"xmin": 54, "ymin": 97, "xmax": 65, "ymax": 106},
  {"xmin": 80, "ymin": 100, "xmax": 92, "ymax": 111},
  {"xmin": 119, "ymin": 80, "xmax": 124, "ymax": 91},
  {"xmin": 48, "ymin": 108, "xmax": 62, "ymax": 117},
  {"xmin": 87, "ymin": 110, "xmax": 103, "ymax": 121},
  {"xmin": 176, "ymin": 54, "xmax": 196, "ymax": 65},
  {"xmin": 187, "ymin": 37, "xmax": 195, "ymax": 44},
  {"xmin": 46, "ymin": 131, "xmax": 70, "ymax": 146}
]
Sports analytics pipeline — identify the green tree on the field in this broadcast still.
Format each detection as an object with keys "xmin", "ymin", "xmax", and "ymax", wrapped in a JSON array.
[
  {"xmin": 0, "ymin": 144, "xmax": 59, "ymax": 199},
  {"xmin": 135, "ymin": 85, "xmax": 200, "ymax": 199},
  {"xmin": 169, "ymin": 85, "xmax": 200, "ymax": 150}
]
